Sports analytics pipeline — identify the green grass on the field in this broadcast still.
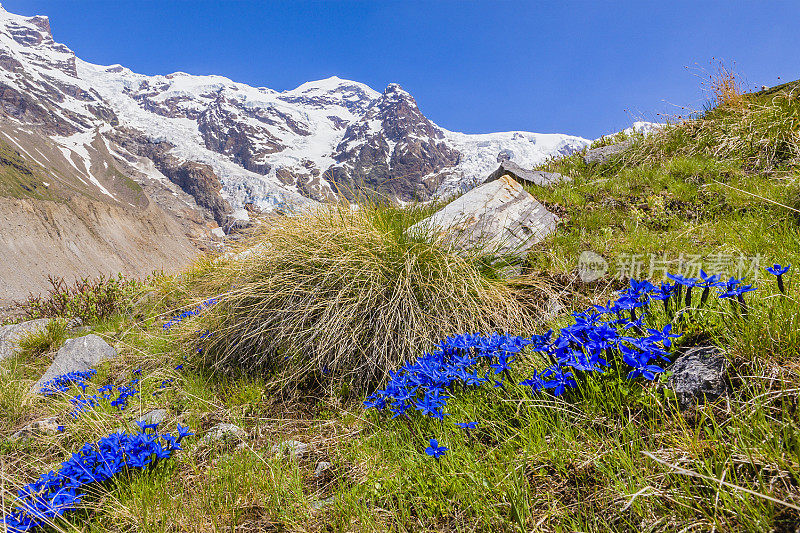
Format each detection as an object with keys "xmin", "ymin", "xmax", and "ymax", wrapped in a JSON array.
[
  {"xmin": 528, "ymin": 152, "xmax": 800, "ymax": 277},
  {"xmin": 14, "ymin": 319, "xmax": 67, "ymax": 360},
  {"xmin": 2, "ymin": 83, "xmax": 800, "ymax": 532},
  {"xmin": 0, "ymin": 140, "xmax": 56, "ymax": 201},
  {"xmin": 1, "ymin": 273, "xmax": 799, "ymax": 532}
]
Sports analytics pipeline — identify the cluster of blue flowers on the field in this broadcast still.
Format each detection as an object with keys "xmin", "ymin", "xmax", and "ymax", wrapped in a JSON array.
[
  {"xmin": 57, "ymin": 371, "xmax": 142, "ymax": 420},
  {"xmin": 363, "ymin": 332, "xmax": 534, "ymax": 421},
  {"xmin": 39, "ymin": 370, "xmax": 97, "ymax": 397},
  {"xmin": 3, "ymin": 423, "xmax": 193, "ymax": 532},
  {"xmin": 364, "ymin": 267, "xmax": 794, "ymax": 460},
  {"xmin": 162, "ymin": 298, "xmax": 218, "ymax": 331}
]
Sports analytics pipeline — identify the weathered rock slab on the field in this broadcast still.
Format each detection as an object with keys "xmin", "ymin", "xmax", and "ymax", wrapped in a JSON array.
[
  {"xmin": 407, "ymin": 175, "xmax": 557, "ymax": 258},
  {"xmin": 136, "ymin": 409, "xmax": 169, "ymax": 426},
  {"xmin": 582, "ymin": 140, "xmax": 632, "ymax": 165},
  {"xmin": 484, "ymin": 160, "xmax": 567, "ymax": 187},
  {"xmin": 0, "ymin": 319, "xmax": 50, "ymax": 362},
  {"xmin": 32, "ymin": 334, "xmax": 118, "ymax": 394},
  {"xmin": 668, "ymin": 345, "xmax": 729, "ymax": 410},
  {"xmin": 200, "ymin": 423, "xmax": 246, "ymax": 445},
  {"xmin": 314, "ymin": 461, "xmax": 332, "ymax": 478}
]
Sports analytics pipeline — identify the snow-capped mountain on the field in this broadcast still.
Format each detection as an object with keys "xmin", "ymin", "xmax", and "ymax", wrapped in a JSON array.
[{"xmin": 0, "ymin": 4, "xmax": 590, "ymax": 227}]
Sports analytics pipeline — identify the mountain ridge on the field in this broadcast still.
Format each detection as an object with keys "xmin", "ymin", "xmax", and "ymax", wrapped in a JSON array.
[
  {"xmin": 0, "ymin": 3, "xmax": 596, "ymax": 299},
  {"xmin": 0, "ymin": 4, "xmax": 591, "ymax": 219}
]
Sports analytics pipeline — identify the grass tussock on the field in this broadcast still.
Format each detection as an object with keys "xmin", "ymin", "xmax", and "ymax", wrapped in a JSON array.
[
  {"xmin": 187, "ymin": 203, "xmax": 549, "ymax": 392},
  {"xmin": 15, "ymin": 319, "xmax": 67, "ymax": 360}
]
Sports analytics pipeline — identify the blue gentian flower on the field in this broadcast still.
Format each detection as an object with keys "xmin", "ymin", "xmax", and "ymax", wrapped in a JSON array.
[
  {"xmin": 542, "ymin": 367, "xmax": 577, "ymax": 397},
  {"xmin": 424, "ymin": 438, "xmax": 448, "ymax": 460},
  {"xmin": 766, "ymin": 264, "xmax": 791, "ymax": 277},
  {"xmin": 520, "ymin": 370, "xmax": 548, "ymax": 391},
  {"xmin": 766, "ymin": 263, "xmax": 791, "ymax": 294},
  {"xmin": 621, "ymin": 345, "xmax": 664, "ymax": 380}
]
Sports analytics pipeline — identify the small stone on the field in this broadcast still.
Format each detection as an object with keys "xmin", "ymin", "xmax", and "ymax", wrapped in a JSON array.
[
  {"xmin": 582, "ymin": 140, "xmax": 633, "ymax": 165},
  {"xmin": 136, "ymin": 409, "xmax": 168, "ymax": 425},
  {"xmin": 10, "ymin": 416, "xmax": 60, "ymax": 441},
  {"xmin": 201, "ymin": 423, "xmax": 246, "ymax": 445},
  {"xmin": 271, "ymin": 439, "xmax": 309, "ymax": 459},
  {"xmin": 667, "ymin": 345, "xmax": 730, "ymax": 410},
  {"xmin": 311, "ymin": 496, "xmax": 335, "ymax": 510},
  {"xmin": 314, "ymin": 461, "xmax": 332, "ymax": 477}
]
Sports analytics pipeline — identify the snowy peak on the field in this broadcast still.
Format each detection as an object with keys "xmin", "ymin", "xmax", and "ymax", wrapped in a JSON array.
[
  {"xmin": 325, "ymin": 82, "xmax": 460, "ymax": 200},
  {"xmin": 0, "ymin": 4, "xmax": 592, "ymax": 221},
  {"xmin": 280, "ymin": 76, "xmax": 379, "ymax": 116},
  {"xmin": 0, "ymin": 5, "xmax": 76, "ymax": 78}
]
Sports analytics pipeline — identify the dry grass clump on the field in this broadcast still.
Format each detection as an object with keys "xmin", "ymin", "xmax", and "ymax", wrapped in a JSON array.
[
  {"xmin": 187, "ymin": 203, "xmax": 548, "ymax": 392},
  {"xmin": 707, "ymin": 59, "xmax": 746, "ymax": 109}
]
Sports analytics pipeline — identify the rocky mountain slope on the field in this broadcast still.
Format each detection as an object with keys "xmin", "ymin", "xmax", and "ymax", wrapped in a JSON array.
[
  {"xmin": 0, "ymin": 5, "xmax": 590, "ymax": 214},
  {"xmin": 0, "ymin": 4, "xmax": 591, "ymax": 300}
]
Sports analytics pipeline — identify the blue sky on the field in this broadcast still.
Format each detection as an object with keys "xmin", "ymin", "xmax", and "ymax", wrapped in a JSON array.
[{"xmin": 5, "ymin": 0, "xmax": 800, "ymax": 138}]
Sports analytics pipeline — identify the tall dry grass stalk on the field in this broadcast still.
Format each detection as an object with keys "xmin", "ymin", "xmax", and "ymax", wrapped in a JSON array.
[
  {"xmin": 708, "ymin": 59, "xmax": 745, "ymax": 109},
  {"xmin": 184, "ymin": 203, "xmax": 551, "ymax": 392}
]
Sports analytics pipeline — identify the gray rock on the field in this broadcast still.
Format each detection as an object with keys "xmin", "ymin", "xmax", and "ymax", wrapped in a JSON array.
[
  {"xmin": 407, "ymin": 175, "xmax": 558, "ymax": 259},
  {"xmin": 314, "ymin": 461, "xmax": 332, "ymax": 477},
  {"xmin": 272, "ymin": 439, "xmax": 310, "ymax": 459},
  {"xmin": 0, "ymin": 318, "xmax": 50, "ymax": 362},
  {"xmin": 200, "ymin": 423, "xmax": 245, "ymax": 445},
  {"xmin": 311, "ymin": 496, "xmax": 335, "ymax": 510},
  {"xmin": 32, "ymin": 334, "xmax": 118, "ymax": 394},
  {"xmin": 668, "ymin": 346, "xmax": 730, "ymax": 410},
  {"xmin": 484, "ymin": 160, "xmax": 567, "ymax": 187},
  {"xmin": 496, "ymin": 149, "xmax": 514, "ymax": 163},
  {"xmin": 582, "ymin": 140, "xmax": 633, "ymax": 165},
  {"xmin": 10, "ymin": 416, "xmax": 60, "ymax": 441},
  {"xmin": 136, "ymin": 409, "xmax": 169, "ymax": 426}
]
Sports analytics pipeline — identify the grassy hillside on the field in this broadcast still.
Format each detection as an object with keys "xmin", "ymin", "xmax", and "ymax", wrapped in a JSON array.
[
  {"xmin": 528, "ymin": 83, "xmax": 800, "ymax": 282},
  {"xmin": 0, "ymin": 140, "xmax": 57, "ymax": 201},
  {"xmin": 1, "ymin": 82, "xmax": 799, "ymax": 532}
]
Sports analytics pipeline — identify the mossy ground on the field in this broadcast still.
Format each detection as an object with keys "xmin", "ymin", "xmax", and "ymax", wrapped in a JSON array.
[{"xmin": 2, "ymin": 86, "xmax": 800, "ymax": 532}]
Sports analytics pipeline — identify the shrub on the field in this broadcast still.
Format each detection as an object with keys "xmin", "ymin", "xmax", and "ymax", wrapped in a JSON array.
[
  {"xmin": 25, "ymin": 274, "xmax": 143, "ymax": 323},
  {"xmin": 189, "ymin": 203, "xmax": 550, "ymax": 392}
]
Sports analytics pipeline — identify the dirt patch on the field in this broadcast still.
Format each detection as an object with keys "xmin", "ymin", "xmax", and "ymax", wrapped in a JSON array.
[{"xmin": 0, "ymin": 194, "xmax": 203, "ymax": 300}]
